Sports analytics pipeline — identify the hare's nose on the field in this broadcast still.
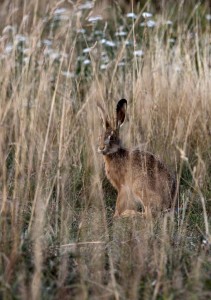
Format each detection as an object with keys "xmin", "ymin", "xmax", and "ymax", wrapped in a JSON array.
[{"xmin": 98, "ymin": 145, "xmax": 105, "ymax": 153}]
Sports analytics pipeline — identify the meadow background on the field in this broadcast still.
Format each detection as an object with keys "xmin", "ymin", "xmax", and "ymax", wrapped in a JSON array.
[{"xmin": 0, "ymin": 0, "xmax": 211, "ymax": 299}]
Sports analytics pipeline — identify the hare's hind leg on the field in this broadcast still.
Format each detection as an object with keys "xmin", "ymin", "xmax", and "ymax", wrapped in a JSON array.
[{"xmin": 133, "ymin": 189, "xmax": 162, "ymax": 218}]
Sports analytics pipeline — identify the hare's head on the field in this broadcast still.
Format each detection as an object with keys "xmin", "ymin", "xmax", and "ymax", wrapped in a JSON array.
[{"xmin": 97, "ymin": 99, "xmax": 127, "ymax": 155}]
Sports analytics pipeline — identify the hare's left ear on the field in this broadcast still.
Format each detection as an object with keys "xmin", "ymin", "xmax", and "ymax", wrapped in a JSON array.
[
  {"xmin": 97, "ymin": 102, "xmax": 110, "ymax": 129},
  {"xmin": 116, "ymin": 99, "xmax": 127, "ymax": 129}
]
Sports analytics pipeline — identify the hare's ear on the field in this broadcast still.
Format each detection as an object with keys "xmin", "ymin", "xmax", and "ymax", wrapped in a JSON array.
[
  {"xmin": 97, "ymin": 102, "xmax": 110, "ymax": 129},
  {"xmin": 116, "ymin": 99, "xmax": 127, "ymax": 129}
]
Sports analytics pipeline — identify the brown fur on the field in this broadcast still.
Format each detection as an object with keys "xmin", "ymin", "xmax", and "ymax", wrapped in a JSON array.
[{"xmin": 97, "ymin": 100, "xmax": 177, "ymax": 217}]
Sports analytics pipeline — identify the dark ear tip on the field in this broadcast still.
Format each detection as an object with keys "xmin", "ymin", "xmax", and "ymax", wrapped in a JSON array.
[{"xmin": 117, "ymin": 99, "xmax": 127, "ymax": 109}]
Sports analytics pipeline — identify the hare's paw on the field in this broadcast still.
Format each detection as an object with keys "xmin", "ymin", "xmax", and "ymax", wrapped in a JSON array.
[
  {"xmin": 120, "ymin": 209, "xmax": 144, "ymax": 218},
  {"xmin": 113, "ymin": 210, "xmax": 120, "ymax": 218}
]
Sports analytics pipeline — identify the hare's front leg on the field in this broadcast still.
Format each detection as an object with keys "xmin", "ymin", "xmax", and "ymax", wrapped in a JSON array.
[
  {"xmin": 114, "ymin": 193, "xmax": 125, "ymax": 217},
  {"xmin": 114, "ymin": 186, "xmax": 136, "ymax": 218}
]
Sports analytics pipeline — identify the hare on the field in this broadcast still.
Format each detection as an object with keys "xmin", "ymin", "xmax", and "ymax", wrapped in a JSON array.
[{"xmin": 97, "ymin": 99, "xmax": 177, "ymax": 217}]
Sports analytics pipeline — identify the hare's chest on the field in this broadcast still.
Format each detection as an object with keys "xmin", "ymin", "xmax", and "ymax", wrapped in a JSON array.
[{"xmin": 104, "ymin": 161, "xmax": 125, "ymax": 191}]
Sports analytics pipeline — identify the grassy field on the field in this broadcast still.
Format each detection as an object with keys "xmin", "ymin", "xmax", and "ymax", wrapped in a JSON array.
[{"xmin": 0, "ymin": 1, "xmax": 211, "ymax": 299}]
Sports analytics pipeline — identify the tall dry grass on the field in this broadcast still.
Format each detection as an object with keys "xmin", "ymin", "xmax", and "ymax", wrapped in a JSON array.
[{"xmin": 0, "ymin": 1, "xmax": 211, "ymax": 299}]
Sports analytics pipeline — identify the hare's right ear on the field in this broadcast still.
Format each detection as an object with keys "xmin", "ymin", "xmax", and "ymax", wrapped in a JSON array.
[
  {"xmin": 116, "ymin": 99, "xmax": 127, "ymax": 129},
  {"xmin": 97, "ymin": 102, "xmax": 110, "ymax": 129}
]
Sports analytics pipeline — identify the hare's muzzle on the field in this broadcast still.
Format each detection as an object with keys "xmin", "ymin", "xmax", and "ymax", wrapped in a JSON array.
[{"xmin": 98, "ymin": 146, "xmax": 106, "ymax": 154}]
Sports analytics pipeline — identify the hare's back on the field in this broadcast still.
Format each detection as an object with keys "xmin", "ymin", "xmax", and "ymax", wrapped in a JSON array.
[
  {"xmin": 131, "ymin": 149, "xmax": 168, "ymax": 172},
  {"xmin": 130, "ymin": 149, "xmax": 176, "ymax": 194}
]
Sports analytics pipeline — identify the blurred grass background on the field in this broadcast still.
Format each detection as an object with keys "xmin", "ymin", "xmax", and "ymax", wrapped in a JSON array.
[{"xmin": 0, "ymin": 0, "xmax": 211, "ymax": 299}]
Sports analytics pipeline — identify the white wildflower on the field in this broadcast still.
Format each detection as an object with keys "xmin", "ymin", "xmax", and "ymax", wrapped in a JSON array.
[
  {"xmin": 142, "ymin": 12, "xmax": 152, "ymax": 19},
  {"xmin": 83, "ymin": 59, "xmax": 91, "ymax": 65},
  {"xmin": 88, "ymin": 15, "xmax": 103, "ymax": 23},
  {"xmin": 126, "ymin": 12, "xmax": 137, "ymax": 19},
  {"xmin": 134, "ymin": 50, "xmax": 144, "ymax": 57}
]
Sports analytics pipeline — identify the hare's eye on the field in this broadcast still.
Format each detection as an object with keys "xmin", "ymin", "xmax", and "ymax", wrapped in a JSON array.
[{"xmin": 108, "ymin": 132, "xmax": 115, "ymax": 141}]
